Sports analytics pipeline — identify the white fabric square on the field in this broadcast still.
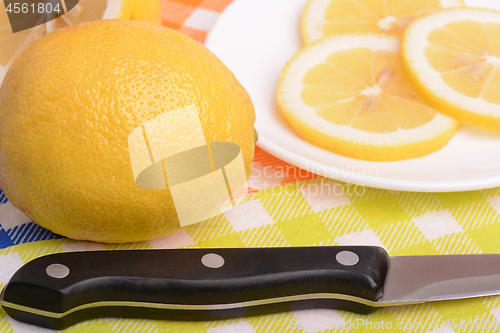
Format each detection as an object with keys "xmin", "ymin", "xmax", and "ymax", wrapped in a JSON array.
[
  {"xmin": 0, "ymin": 252, "xmax": 23, "ymax": 285},
  {"xmin": 412, "ymin": 210, "xmax": 463, "ymax": 241},
  {"xmin": 292, "ymin": 309, "xmax": 346, "ymax": 333},
  {"xmin": 224, "ymin": 199, "xmax": 274, "ymax": 232},
  {"xmin": 0, "ymin": 202, "xmax": 32, "ymax": 230},
  {"xmin": 488, "ymin": 195, "xmax": 500, "ymax": 214},
  {"xmin": 247, "ymin": 163, "xmax": 285, "ymax": 191},
  {"xmin": 491, "ymin": 305, "xmax": 500, "ymax": 321},
  {"xmin": 300, "ymin": 180, "xmax": 351, "ymax": 212},
  {"xmin": 184, "ymin": 8, "xmax": 220, "ymax": 31},
  {"xmin": 335, "ymin": 229, "xmax": 385, "ymax": 248},
  {"xmin": 148, "ymin": 230, "xmax": 194, "ymax": 249},
  {"xmin": 207, "ymin": 321, "xmax": 256, "ymax": 333}
]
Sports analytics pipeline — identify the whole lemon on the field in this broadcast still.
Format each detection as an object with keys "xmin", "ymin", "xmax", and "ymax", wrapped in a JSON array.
[{"xmin": 0, "ymin": 20, "xmax": 255, "ymax": 243}]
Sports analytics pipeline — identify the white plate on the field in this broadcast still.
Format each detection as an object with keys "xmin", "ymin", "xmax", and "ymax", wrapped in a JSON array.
[{"xmin": 205, "ymin": 0, "xmax": 500, "ymax": 192}]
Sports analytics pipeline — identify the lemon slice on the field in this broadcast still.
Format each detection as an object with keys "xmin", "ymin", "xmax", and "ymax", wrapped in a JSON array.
[
  {"xmin": 301, "ymin": 0, "xmax": 464, "ymax": 45},
  {"xmin": 277, "ymin": 34, "xmax": 459, "ymax": 161},
  {"xmin": 402, "ymin": 8, "xmax": 500, "ymax": 132},
  {"xmin": 0, "ymin": 0, "xmax": 160, "ymax": 85}
]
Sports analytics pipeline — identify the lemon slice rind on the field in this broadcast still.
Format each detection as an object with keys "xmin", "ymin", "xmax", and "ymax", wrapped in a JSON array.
[
  {"xmin": 402, "ymin": 8, "xmax": 500, "ymax": 130},
  {"xmin": 277, "ymin": 34, "xmax": 459, "ymax": 161}
]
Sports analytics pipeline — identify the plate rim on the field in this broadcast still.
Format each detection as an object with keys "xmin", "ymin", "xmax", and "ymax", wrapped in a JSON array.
[{"xmin": 205, "ymin": 0, "xmax": 500, "ymax": 193}]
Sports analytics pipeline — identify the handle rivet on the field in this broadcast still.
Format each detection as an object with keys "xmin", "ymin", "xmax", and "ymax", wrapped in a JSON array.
[
  {"xmin": 46, "ymin": 263, "xmax": 70, "ymax": 278},
  {"xmin": 201, "ymin": 253, "xmax": 225, "ymax": 269},
  {"xmin": 336, "ymin": 251, "xmax": 359, "ymax": 266}
]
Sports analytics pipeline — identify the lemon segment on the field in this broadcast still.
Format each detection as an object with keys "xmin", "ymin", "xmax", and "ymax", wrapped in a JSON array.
[
  {"xmin": 277, "ymin": 34, "xmax": 459, "ymax": 161},
  {"xmin": 301, "ymin": 0, "xmax": 465, "ymax": 45},
  {"xmin": 0, "ymin": 0, "xmax": 161, "ymax": 85},
  {"xmin": 402, "ymin": 8, "xmax": 500, "ymax": 131}
]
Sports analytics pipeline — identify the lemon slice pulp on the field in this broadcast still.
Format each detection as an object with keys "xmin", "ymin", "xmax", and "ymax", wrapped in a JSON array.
[{"xmin": 301, "ymin": 0, "xmax": 464, "ymax": 44}]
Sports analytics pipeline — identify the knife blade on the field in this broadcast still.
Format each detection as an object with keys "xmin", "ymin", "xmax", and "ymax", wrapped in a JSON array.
[{"xmin": 1, "ymin": 246, "xmax": 500, "ymax": 330}]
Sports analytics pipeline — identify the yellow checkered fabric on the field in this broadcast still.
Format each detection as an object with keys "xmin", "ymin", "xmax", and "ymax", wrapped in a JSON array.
[{"xmin": 2, "ymin": 185, "xmax": 500, "ymax": 332}]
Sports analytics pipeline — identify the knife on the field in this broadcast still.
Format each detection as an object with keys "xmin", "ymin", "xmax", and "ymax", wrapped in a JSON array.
[{"xmin": 1, "ymin": 246, "xmax": 500, "ymax": 330}]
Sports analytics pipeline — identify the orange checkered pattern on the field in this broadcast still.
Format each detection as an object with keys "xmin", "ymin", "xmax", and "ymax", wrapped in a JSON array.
[{"xmin": 161, "ymin": 0, "xmax": 234, "ymax": 43}]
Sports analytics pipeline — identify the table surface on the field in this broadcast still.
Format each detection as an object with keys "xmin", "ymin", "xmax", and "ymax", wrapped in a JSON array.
[{"xmin": 2, "ymin": 0, "xmax": 500, "ymax": 332}]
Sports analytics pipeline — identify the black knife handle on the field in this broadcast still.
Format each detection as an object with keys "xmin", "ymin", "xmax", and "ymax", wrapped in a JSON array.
[{"xmin": 1, "ymin": 246, "xmax": 389, "ymax": 329}]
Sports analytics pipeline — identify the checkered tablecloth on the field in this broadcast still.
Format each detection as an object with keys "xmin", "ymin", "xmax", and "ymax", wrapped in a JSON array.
[{"xmin": 2, "ymin": 0, "xmax": 500, "ymax": 332}]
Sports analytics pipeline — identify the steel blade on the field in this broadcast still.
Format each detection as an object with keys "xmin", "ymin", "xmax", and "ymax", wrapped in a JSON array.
[{"xmin": 378, "ymin": 254, "xmax": 500, "ymax": 306}]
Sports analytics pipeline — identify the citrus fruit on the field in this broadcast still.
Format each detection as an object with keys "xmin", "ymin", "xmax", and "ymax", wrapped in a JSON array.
[
  {"xmin": 0, "ymin": 0, "xmax": 161, "ymax": 85},
  {"xmin": 0, "ymin": 20, "xmax": 255, "ymax": 243},
  {"xmin": 277, "ymin": 34, "xmax": 459, "ymax": 161},
  {"xmin": 402, "ymin": 8, "xmax": 500, "ymax": 132},
  {"xmin": 301, "ymin": 0, "xmax": 464, "ymax": 45}
]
